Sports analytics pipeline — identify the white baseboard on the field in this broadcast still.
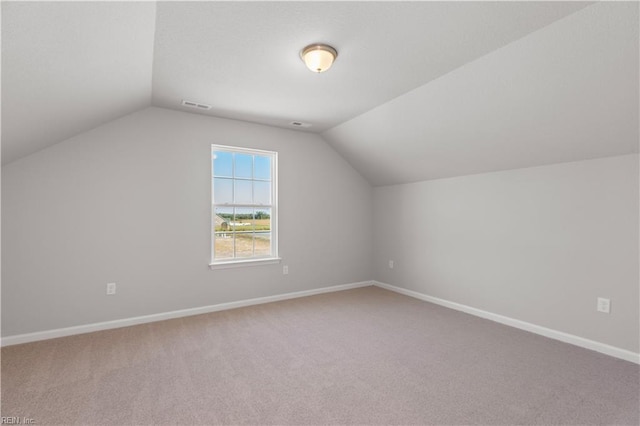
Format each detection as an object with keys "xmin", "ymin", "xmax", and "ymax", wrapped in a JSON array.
[
  {"xmin": 6, "ymin": 280, "xmax": 638, "ymax": 365},
  {"xmin": 373, "ymin": 281, "xmax": 640, "ymax": 365},
  {"xmin": 1, "ymin": 281, "xmax": 373, "ymax": 347}
]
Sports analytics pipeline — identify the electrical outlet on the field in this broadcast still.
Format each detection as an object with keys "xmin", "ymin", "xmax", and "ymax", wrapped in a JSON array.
[
  {"xmin": 283, "ymin": 265, "xmax": 289, "ymax": 275},
  {"xmin": 388, "ymin": 260, "xmax": 394, "ymax": 269},
  {"xmin": 106, "ymin": 282, "xmax": 116, "ymax": 295},
  {"xmin": 597, "ymin": 297, "xmax": 610, "ymax": 314}
]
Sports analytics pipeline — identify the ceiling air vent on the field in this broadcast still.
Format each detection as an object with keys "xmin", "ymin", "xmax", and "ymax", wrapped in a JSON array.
[
  {"xmin": 181, "ymin": 100, "xmax": 212, "ymax": 110},
  {"xmin": 290, "ymin": 121, "xmax": 312, "ymax": 128}
]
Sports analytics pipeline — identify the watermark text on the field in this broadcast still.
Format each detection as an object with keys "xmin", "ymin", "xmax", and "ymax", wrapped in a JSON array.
[{"xmin": 1, "ymin": 417, "xmax": 35, "ymax": 424}]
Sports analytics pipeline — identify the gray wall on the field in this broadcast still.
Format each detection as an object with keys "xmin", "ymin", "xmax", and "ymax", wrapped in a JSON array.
[
  {"xmin": 373, "ymin": 154, "xmax": 639, "ymax": 352},
  {"xmin": 3, "ymin": 107, "xmax": 638, "ymax": 354},
  {"xmin": 1, "ymin": 107, "xmax": 373, "ymax": 336}
]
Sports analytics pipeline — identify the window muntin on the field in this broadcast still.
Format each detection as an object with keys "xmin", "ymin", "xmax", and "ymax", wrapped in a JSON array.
[{"xmin": 211, "ymin": 145, "xmax": 277, "ymax": 265}]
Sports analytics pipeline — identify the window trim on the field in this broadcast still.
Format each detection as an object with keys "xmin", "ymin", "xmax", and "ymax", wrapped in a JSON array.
[
  {"xmin": 209, "ymin": 257, "xmax": 281, "ymax": 270},
  {"xmin": 209, "ymin": 144, "xmax": 279, "ymax": 268}
]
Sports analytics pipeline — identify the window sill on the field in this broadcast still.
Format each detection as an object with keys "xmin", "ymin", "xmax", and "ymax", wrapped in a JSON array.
[{"xmin": 209, "ymin": 257, "xmax": 282, "ymax": 270}]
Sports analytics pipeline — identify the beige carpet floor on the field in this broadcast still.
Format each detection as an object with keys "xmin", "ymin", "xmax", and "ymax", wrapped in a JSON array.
[{"xmin": 1, "ymin": 286, "xmax": 638, "ymax": 425}]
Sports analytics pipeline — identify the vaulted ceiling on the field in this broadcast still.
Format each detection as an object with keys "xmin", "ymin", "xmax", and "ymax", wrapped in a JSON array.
[{"xmin": 2, "ymin": 1, "xmax": 638, "ymax": 185}]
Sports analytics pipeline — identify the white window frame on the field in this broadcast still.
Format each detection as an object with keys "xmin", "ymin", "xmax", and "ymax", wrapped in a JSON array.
[{"xmin": 209, "ymin": 144, "xmax": 279, "ymax": 269}]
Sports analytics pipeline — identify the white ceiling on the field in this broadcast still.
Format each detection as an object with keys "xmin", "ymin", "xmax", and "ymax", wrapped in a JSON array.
[
  {"xmin": 151, "ymin": 1, "xmax": 589, "ymax": 132},
  {"xmin": 1, "ymin": 1, "xmax": 156, "ymax": 164},
  {"xmin": 323, "ymin": 1, "xmax": 639, "ymax": 185},
  {"xmin": 2, "ymin": 1, "xmax": 636, "ymax": 186}
]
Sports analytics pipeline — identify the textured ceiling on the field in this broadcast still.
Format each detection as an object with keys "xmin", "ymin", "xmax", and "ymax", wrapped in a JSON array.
[
  {"xmin": 2, "ymin": 1, "xmax": 590, "ymax": 166},
  {"xmin": 2, "ymin": 1, "xmax": 635, "ymax": 186},
  {"xmin": 151, "ymin": 1, "xmax": 590, "ymax": 132},
  {"xmin": 324, "ymin": 1, "xmax": 639, "ymax": 185},
  {"xmin": 1, "ymin": 1, "xmax": 156, "ymax": 164}
]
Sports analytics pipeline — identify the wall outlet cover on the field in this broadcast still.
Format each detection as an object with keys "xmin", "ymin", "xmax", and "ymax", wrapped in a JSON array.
[
  {"xmin": 597, "ymin": 297, "xmax": 610, "ymax": 314},
  {"xmin": 106, "ymin": 282, "xmax": 116, "ymax": 295}
]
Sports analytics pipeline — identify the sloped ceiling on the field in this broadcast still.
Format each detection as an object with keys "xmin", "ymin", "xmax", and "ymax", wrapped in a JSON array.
[
  {"xmin": 150, "ymin": 1, "xmax": 589, "ymax": 132},
  {"xmin": 1, "ymin": 1, "xmax": 156, "ymax": 164},
  {"xmin": 2, "ymin": 1, "xmax": 636, "ymax": 186},
  {"xmin": 323, "ymin": 1, "xmax": 639, "ymax": 185}
]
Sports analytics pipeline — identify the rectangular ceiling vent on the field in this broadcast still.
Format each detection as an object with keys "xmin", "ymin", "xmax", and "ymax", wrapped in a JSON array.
[
  {"xmin": 181, "ymin": 100, "xmax": 212, "ymax": 110},
  {"xmin": 290, "ymin": 121, "xmax": 312, "ymax": 128}
]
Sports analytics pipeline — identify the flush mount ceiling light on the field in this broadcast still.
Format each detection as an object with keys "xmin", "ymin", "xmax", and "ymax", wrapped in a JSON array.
[{"xmin": 300, "ymin": 44, "xmax": 338, "ymax": 73}]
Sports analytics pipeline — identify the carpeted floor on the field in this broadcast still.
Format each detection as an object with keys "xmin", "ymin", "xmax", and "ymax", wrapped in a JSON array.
[{"xmin": 1, "ymin": 286, "xmax": 638, "ymax": 425}]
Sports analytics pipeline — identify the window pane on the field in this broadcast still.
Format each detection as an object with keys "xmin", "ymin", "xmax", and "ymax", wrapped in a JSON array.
[
  {"xmin": 235, "ymin": 234, "xmax": 254, "ymax": 258},
  {"xmin": 214, "ymin": 207, "xmax": 234, "ymax": 259},
  {"xmin": 213, "ymin": 151, "xmax": 233, "ymax": 177},
  {"xmin": 234, "ymin": 179, "xmax": 252, "ymax": 204},
  {"xmin": 214, "ymin": 233, "xmax": 234, "ymax": 259},
  {"xmin": 254, "ymin": 155, "xmax": 271, "ymax": 180},
  {"xmin": 254, "ymin": 232, "xmax": 271, "ymax": 256},
  {"xmin": 254, "ymin": 208, "xmax": 271, "ymax": 232},
  {"xmin": 234, "ymin": 207, "xmax": 254, "ymax": 258},
  {"xmin": 254, "ymin": 181, "xmax": 271, "ymax": 205},
  {"xmin": 233, "ymin": 208, "xmax": 254, "ymax": 230},
  {"xmin": 214, "ymin": 207, "xmax": 234, "ymax": 231},
  {"xmin": 234, "ymin": 154, "xmax": 253, "ymax": 179},
  {"xmin": 214, "ymin": 178, "xmax": 233, "ymax": 204},
  {"xmin": 254, "ymin": 209, "xmax": 271, "ymax": 256}
]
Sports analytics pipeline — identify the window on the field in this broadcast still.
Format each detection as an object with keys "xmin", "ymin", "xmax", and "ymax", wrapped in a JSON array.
[{"xmin": 210, "ymin": 145, "xmax": 278, "ymax": 268}]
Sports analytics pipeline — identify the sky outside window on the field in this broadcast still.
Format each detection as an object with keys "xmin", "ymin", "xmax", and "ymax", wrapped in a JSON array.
[{"xmin": 213, "ymin": 151, "xmax": 271, "ymax": 204}]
